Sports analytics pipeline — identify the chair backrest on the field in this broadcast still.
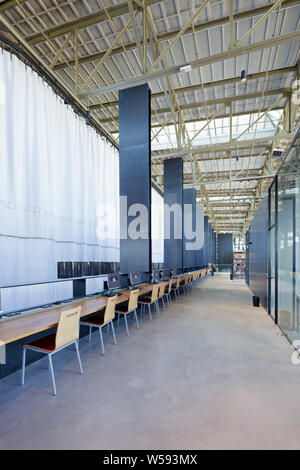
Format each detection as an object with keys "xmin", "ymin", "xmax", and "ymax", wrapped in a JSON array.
[
  {"xmin": 128, "ymin": 289, "xmax": 139, "ymax": 311},
  {"xmin": 193, "ymin": 272, "xmax": 197, "ymax": 281},
  {"xmin": 104, "ymin": 296, "xmax": 117, "ymax": 323},
  {"xmin": 55, "ymin": 306, "xmax": 81, "ymax": 350},
  {"xmin": 159, "ymin": 282, "xmax": 166, "ymax": 298},
  {"xmin": 176, "ymin": 276, "xmax": 181, "ymax": 288},
  {"xmin": 151, "ymin": 284, "xmax": 160, "ymax": 302},
  {"xmin": 166, "ymin": 279, "xmax": 172, "ymax": 294}
]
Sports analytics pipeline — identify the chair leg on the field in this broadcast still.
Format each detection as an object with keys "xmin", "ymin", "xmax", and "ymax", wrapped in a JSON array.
[
  {"xmin": 161, "ymin": 296, "xmax": 165, "ymax": 311},
  {"xmin": 148, "ymin": 304, "xmax": 152, "ymax": 322},
  {"xmin": 134, "ymin": 310, "xmax": 139, "ymax": 329},
  {"xmin": 124, "ymin": 314, "xmax": 130, "ymax": 336},
  {"xmin": 155, "ymin": 301, "xmax": 160, "ymax": 317},
  {"xmin": 117, "ymin": 312, "xmax": 120, "ymax": 327},
  {"xmin": 99, "ymin": 327, "xmax": 105, "ymax": 355},
  {"xmin": 89, "ymin": 326, "xmax": 92, "ymax": 343},
  {"xmin": 140, "ymin": 303, "xmax": 144, "ymax": 319},
  {"xmin": 75, "ymin": 340, "xmax": 83, "ymax": 375},
  {"xmin": 21, "ymin": 348, "xmax": 26, "ymax": 385},
  {"xmin": 111, "ymin": 320, "xmax": 117, "ymax": 345},
  {"xmin": 107, "ymin": 322, "xmax": 110, "ymax": 333},
  {"xmin": 48, "ymin": 354, "xmax": 57, "ymax": 396}
]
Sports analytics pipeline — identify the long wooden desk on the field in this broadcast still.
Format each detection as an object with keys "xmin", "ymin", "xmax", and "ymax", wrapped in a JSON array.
[
  {"xmin": 0, "ymin": 283, "xmax": 154, "ymax": 345},
  {"xmin": 0, "ymin": 269, "xmax": 208, "ymax": 346}
]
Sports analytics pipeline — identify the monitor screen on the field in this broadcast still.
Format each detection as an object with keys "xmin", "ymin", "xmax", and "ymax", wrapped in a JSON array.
[
  {"xmin": 151, "ymin": 269, "xmax": 159, "ymax": 282},
  {"xmin": 170, "ymin": 268, "xmax": 176, "ymax": 278},
  {"xmin": 129, "ymin": 272, "xmax": 141, "ymax": 286},
  {"xmin": 159, "ymin": 270, "xmax": 164, "ymax": 280},
  {"xmin": 107, "ymin": 273, "xmax": 121, "ymax": 291}
]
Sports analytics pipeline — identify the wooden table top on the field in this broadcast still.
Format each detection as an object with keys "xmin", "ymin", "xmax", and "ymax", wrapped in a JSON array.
[
  {"xmin": 0, "ymin": 283, "xmax": 154, "ymax": 345},
  {"xmin": 0, "ymin": 270, "xmax": 207, "ymax": 345}
]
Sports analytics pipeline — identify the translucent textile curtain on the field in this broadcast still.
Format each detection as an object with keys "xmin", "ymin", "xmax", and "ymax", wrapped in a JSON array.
[
  {"xmin": 151, "ymin": 187, "xmax": 164, "ymax": 263},
  {"xmin": 0, "ymin": 50, "xmax": 119, "ymax": 310}
]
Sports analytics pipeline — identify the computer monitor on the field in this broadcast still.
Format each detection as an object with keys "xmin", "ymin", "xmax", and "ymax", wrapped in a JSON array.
[
  {"xmin": 129, "ymin": 272, "xmax": 141, "ymax": 286},
  {"xmin": 151, "ymin": 269, "xmax": 159, "ymax": 282},
  {"xmin": 107, "ymin": 272, "xmax": 121, "ymax": 291},
  {"xmin": 159, "ymin": 269, "xmax": 164, "ymax": 280}
]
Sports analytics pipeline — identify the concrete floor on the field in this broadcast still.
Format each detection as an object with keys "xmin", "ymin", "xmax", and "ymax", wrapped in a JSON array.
[{"xmin": 1, "ymin": 273, "xmax": 300, "ymax": 450}]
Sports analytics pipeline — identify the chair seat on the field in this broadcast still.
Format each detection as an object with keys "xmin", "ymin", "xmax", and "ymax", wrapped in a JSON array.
[
  {"xmin": 115, "ymin": 304, "xmax": 129, "ymax": 313},
  {"xmin": 81, "ymin": 315, "xmax": 104, "ymax": 326},
  {"xmin": 138, "ymin": 297, "xmax": 152, "ymax": 304},
  {"xmin": 25, "ymin": 333, "xmax": 56, "ymax": 352}
]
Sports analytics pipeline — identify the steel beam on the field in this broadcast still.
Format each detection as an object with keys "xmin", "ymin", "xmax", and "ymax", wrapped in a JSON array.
[
  {"xmin": 234, "ymin": 0, "xmax": 285, "ymax": 48},
  {"xmin": 149, "ymin": 0, "xmax": 211, "ymax": 71},
  {"xmin": 152, "ymin": 152, "xmax": 266, "ymax": 164},
  {"xmin": 25, "ymin": 0, "xmax": 160, "ymax": 45},
  {"xmin": 78, "ymin": 31, "xmax": 300, "ymax": 98},
  {"xmin": 0, "ymin": 0, "xmax": 27, "ymax": 11},
  {"xmin": 80, "ymin": 14, "xmax": 134, "ymax": 91},
  {"xmin": 148, "ymin": 106, "xmax": 285, "ymax": 129},
  {"xmin": 151, "ymin": 133, "xmax": 290, "ymax": 159},
  {"xmin": 229, "ymin": 0, "xmax": 234, "ymax": 48},
  {"xmin": 185, "ymin": 173, "xmax": 275, "ymax": 185},
  {"xmin": 87, "ymin": 66, "xmax": 295, "ymax": 110},
  {"xmin": 95, "ymin": 88, "xmax": 287, "ymax": 121},
  {"xmin": 22, "ymin": 0, "xmax": 298, "ymax": 55}
]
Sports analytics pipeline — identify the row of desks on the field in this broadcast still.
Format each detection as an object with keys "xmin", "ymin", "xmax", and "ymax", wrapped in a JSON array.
[{"xmin": 0, "ymin": 269, "xmax": 209, "ymax": 345}]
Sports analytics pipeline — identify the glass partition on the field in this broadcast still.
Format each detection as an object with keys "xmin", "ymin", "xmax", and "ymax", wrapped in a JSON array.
[{"xmin": 276, "ymin": 138, "xmax": 300, "ymax": 341}]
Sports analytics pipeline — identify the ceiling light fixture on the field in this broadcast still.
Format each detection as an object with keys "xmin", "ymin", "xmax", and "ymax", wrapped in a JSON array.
[{"xmin": 180, "ymin": 64, "xmax": 192, "ymax": 73}]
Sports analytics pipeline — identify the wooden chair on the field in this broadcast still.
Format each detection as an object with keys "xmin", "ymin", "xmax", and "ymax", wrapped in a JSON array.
[
  {"xmin": 80, "ymin": 296, "xmax": 117, "ymax": 356},
  {"xmin": 164, "ymin": 279, "xmax": 173, "ymax": 307},
  {"xmin": 158, "ymin": 282, "xmax": 167, "ymax": 311},
  {"xmin": 180, "ymin": 274, "xmax": 189, "ymax": 293},
  {"xmin": 115, "ymin": 289, "xmax": 139, "ymax": 336},
  {"xmin": 138, "ymin": 284, "xmax": 160, "ymax": 322},
  {"xmin": 21, "ymin": 306, "xmax": 83, "ymax": 396},
  {"xmin": 171, "ymin": 276, "xmax": 181, "ymax": 299}
]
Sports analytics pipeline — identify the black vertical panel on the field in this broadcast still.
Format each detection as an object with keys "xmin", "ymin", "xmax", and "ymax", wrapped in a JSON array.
[
  {"xmin": 245, "ymin": 230, "xmax": 250, "ymax": 285},
  {"xmin": 119, "ymin": 84, "xmax": 151, "ymax": 273},
  {"xmin": 164, "ymin": 158, "xmax": 183, "ymax": 270},
  {"xmin": 207, "ymin": 221, "xmax": 212, "ymax": 263},
  {"xmin": 217, "ymin": 233, "xmax": 233, "ymax": 267},
  {"xmin": 183, "ymin": 188, "xmax": 196, "ymax": 269},
  {"xmin": 249, "ymin": 196, "xmax": 268, "ymax": 309},
  {"xmin": 197, "ymin": 237, "xmax": 204, "ymax": 267},
  {"xmin": 212, "ymin": 230, "xmax": 216, "ymax": 264},
  {"xmin": 203, "ymin": 216, "xmax": 208, "ymax": 266}
]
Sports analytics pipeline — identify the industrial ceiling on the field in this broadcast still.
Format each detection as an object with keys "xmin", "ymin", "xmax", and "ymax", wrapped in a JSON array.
[{"xmin": 0, "ymin": 0, "xmax": 299, "ymax": 235}]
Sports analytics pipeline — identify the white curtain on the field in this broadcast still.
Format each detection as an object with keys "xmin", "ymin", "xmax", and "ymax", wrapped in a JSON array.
[
  {"xmin": 0, "ymin": 50, "xmax": 119, "ymax": 310},
  {"xmin": 151, "ymin": 187, "xmax": 164, "ymax": 263}
]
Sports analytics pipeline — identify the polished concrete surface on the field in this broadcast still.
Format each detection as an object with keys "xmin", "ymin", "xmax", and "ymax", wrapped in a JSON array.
[{"xmin": 0, "ymin": 274, "xmax": 300, "ymax": 450}]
